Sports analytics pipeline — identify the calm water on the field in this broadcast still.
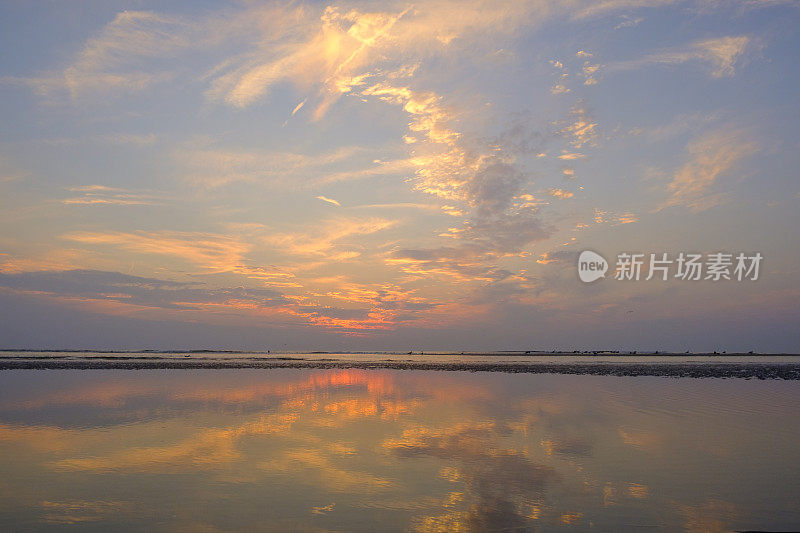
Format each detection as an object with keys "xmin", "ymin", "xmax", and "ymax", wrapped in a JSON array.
[{"xmin": 0, "ymin": 369, "xmax": 798, "ymax": 531}]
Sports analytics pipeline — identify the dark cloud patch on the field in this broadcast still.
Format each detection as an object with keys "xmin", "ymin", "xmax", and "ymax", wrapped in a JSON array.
[
  {"xmin": 301, "ymin": 306, "xmax": 372, "ymax": 321},
  {"xmin": 0, "ymin": 269, "xmax": 289, "ymax": 310},
  {"xmin": 488, "ymin": 110, "xmax": 550, "ymax": 156},
  {"xmin": 538, "ymin": 249, "xmax": 580, "ymax": 265},
  {"xmin": 548, "ymin": 437, "xmax": 593, "ymax": 457},
  {"xmin": 462, "ymin": 212, "xmax": 553, "ymax": 255},
  {"xmin": 467, "ymin": 157, "xmax": 524, "ymax": 217}
]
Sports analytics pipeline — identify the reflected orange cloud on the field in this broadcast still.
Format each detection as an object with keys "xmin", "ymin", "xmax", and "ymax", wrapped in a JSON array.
[
  {"xmin": 51, "ymin": 413, "xmax": 297, "ymax": 473},
  {"xmin": 41, "ymin": 500, "xmax": 133, "ymax": 525},
  {"xmin": 0, "ymin": 370, "xmax": 795, "ymax": 531},
  {"xmin": 618, "ymin": 428, "xmax": 662, "ymax": 451},
  {"xmin": 321, "ymin": 397, "xmax": 421, "ymax": 421},
  {"xmin": 679, "ymin": 499, "xmax": 739, "ymax": 533},
  {"xmin": 259, "ymin": 447, "xmax": 392, "ymax": 492},
  {"xmin": 0, "ymin": 423, "xmax": 75, "ymax": 453}
]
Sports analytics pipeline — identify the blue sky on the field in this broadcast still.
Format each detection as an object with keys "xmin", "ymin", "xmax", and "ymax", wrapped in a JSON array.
[{"xmin": 0, "ymin": 0, "xmax": 798, "ymax": 351}]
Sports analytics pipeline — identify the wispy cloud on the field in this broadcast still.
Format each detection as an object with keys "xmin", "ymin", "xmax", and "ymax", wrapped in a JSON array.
[
  {"xmin": 34, "ymin": 133, "xmax": 157, "ymax": 147},
  {"xmin": 4, "ymin": 1, "xmax": 778, "ymax": 108},
  {"xmin": 175, "ymin": 145, "xmax": 365, "ymax": 189},
  {"xmin": 610, "ymin": 36, "xmax": 752, "ymax": 78},
  {"xmin": 351, "ymin": 202, "xmax": 441, "ymax": 211},
  {"xmin": 572, "ymin": 0, "xmax": 676, "ymax": 20},
  {"xmin": 316, "ymin": 195, "xmax": 341, "ymax": 207},
  {"xmin": 262, "ymin": 217, "xmax": 397, "ymax": 260},
  {"xmin": 614, "ymin": 15, "xmax": 643, "ymax": 30},
  {"xmin": 62, "ymin": 231, "xmax": 250, "ymax": 273},
  {"xmin": 2, "ymin": 0, "xmax": 794, "ymax": 347},
  {"xmin": 594, "ymin": 208, "xmax": 638, "ymax": 225},
  {"xmin": 62, "ymin": 185, "xmax": 162, "ymax": 206},
  {"xmin": 0, "ymin": 156, "xmax": 29, "ymax": 183},
  {"xmin": 2, "ymin": 266, "xmax": 452, "ymax": 333},
  {"xmin": 204, "ymin": 1, "xmax": 553, "ymax": 117},
  {"xmin": 3, "ymin": 1, "xmax": 578, "ymax": 110},
  {"xmin": 10, "ymin": 11, "xmax": 191, "ymax": 102},
  {"xmin": 658, "ymin": 129, "xmax": 758, "ymax": 212}
]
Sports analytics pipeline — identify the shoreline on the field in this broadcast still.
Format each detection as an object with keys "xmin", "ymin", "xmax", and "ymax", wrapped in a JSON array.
[
  {"xmin": 2, "ymin": 349, "xmax": 797, "ymax": 357},
  {"xmin": 1, "ymin": 358, "xmax": 799, "ymax": 379}
]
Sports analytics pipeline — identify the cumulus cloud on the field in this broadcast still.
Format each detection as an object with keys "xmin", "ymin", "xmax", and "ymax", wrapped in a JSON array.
[{"xmin": 356, "ymin": 81, "xmax": 555, "ymax": 282}]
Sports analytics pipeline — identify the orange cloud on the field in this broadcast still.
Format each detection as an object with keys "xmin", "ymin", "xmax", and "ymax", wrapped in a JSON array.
[
  {"xmin": 62, "ymin": 230, "xmax": 249, "ymax": 272},
  {"xmin": 658, "ymin": 129, "xmax": 758, "ymax": 212},
  {"xmin": 548, "ymin": 188, "xmax": 574, "ymax": 199},
  {"xmin": 263, "ymin": 217, "xmax": 397, "ymax": 259}
]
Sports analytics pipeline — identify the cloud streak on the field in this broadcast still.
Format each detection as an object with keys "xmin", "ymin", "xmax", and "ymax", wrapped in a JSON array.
[
  {"xmin": 609, "ymin": 36, "xmax": 752, "ymax": 78},
  {"xmin": 316, "ymin": 195, "xmax": 341, "ymax": 207},
  {"xmin": 62, "ymin": 185, "xmax": 162, "ymax": 206},
  {"xmin": 62, "ymin": 231, "xmax": 250, "ymax": 273},
  {"xmin": 658, "ymin": 130, "xmax": 758, "ymax": 212}
]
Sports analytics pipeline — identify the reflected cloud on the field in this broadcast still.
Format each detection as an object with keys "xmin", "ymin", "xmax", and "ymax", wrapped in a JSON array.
[
  {"xmin": 51, "ymin": 413, "xmax": 298, "ymax": 473},
  {"xmin": 0, "ymin": 369, "xmax": 797, "ymax": 531},
  {"xmin": 540, "ymin": 437, "xmax": 593, "ymax": 457},
  {"xmin": 679, "ymin": 499, "xmax": 739, "ymax": 533},
  {"xmin": 41, "ymin": 499, "xmax": 133, "ymax": 525},
  {"xmin": 385, "ymin": 421, "xmax": 557, "ymax": 530}
]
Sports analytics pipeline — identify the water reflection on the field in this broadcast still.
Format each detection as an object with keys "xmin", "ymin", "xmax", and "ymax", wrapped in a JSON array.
[{"xmin": 0, "ymin": 369, "xmax": 798, "ymax": 531}]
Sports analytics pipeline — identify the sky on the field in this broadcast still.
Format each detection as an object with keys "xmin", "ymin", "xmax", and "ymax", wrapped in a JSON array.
[{"xmin": 0, "ymin": 0, "xmax": 798, "ymax": 352}]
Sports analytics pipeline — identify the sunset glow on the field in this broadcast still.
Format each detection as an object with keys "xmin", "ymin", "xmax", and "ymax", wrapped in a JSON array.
[{"xmin": 0, "ymin": 1, "xmax": 798, "ymax": 350}]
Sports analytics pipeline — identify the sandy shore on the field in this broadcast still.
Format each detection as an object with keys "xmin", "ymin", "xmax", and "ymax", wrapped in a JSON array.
[{"xmin": 1, "ymin": 357, "xmax": 798, "ymax": 379}]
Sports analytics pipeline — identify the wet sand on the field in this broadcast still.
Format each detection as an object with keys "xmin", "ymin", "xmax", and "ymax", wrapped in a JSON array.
[{"xmin": 1, "ymin": 356, "xmax": 798, "ymax": 379}]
